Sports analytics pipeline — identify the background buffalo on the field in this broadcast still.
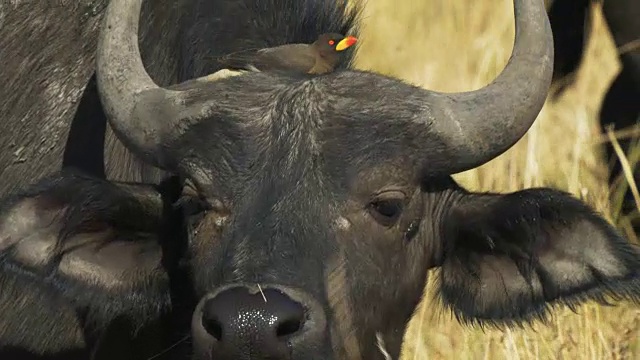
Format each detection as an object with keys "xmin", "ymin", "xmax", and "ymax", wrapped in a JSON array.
[{"xmin": 548, "ymin": 0, "xmax": 640, "ymax": 240}]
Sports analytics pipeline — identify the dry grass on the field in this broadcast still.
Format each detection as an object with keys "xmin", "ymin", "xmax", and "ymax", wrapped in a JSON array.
[{"xmin": 349, "ymin": 0, "xmax": 640, "ymax": 358}]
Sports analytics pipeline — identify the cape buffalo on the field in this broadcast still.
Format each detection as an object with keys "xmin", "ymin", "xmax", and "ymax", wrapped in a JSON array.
[
  {"xmin": 548, "ymin": 0, "xmax": 640, "ymax": 230},
  {"xmin": 2, "ymin": 0, "xmax": 640, "ymax": 359}
]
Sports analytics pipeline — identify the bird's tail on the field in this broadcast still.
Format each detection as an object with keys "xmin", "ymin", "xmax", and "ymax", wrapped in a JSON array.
[{"xmin": 213, "ymin": 48, "xmax": 263, "ymax": 71}]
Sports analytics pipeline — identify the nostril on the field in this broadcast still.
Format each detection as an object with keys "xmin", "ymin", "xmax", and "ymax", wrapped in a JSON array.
[
  {"xmin": 274, "ymin": 296, "xmax": 306, "ymax": 338},
  {"xmin": 202, "ymin": 315, "xmax": 223, "ymax": 341},
  {"xmin": 276, "ymin": 317, "xmax": 303, "ymax": 338}
]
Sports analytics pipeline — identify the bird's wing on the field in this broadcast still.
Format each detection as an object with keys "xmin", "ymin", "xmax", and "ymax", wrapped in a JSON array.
[
  {"xmin": 216, "ymin": 44, "xmax": 318, "ymax": 73},
  {"xmin": 252, "ymin": 44, "xmax": 318, "ymax": 72},
  {"xmin": 215, "ymin": 49, "xmax": 265, "ymax": 71}
]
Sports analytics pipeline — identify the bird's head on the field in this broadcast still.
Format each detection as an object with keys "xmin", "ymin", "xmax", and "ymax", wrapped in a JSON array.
[{"xmin": 314, "ymin": 33, "xmax": 358, "ymax": 55}]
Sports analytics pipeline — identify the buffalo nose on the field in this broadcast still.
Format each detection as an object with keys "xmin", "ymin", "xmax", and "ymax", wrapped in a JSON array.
[{"xmin": 201, "ymin": 286, "xmax": 307, "ymax": 357}]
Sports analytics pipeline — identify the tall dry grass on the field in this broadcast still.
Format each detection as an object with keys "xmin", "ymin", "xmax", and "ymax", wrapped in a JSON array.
[{"xmin": 350, "ymin": 0, "xmax": 640, "ymax": 358}]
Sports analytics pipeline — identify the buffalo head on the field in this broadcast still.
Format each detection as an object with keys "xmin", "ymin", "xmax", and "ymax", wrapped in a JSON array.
[{"xmin": 90, "ymin": 0, "xmax": 640, "ymax": 359}]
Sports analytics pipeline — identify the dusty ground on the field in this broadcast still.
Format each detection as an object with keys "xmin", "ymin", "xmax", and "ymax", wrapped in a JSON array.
[{"xmin": 350, "ymin": 0, "xmax": 640, "ymax": 358}]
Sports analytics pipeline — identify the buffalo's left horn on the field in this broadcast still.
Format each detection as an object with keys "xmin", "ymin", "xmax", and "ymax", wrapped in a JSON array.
[
  {"xmin": 344, "ymin": 0, "xmax": 551, "ymax": 175},
  {"xmin": 422, "ymin": 0, "xmax": 553, "ymax": 173}
]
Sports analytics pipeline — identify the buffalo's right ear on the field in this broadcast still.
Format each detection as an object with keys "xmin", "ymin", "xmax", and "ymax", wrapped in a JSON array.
[{"xmin": 435, "ymin": 187, "xmax": 640, "ymax": 326}]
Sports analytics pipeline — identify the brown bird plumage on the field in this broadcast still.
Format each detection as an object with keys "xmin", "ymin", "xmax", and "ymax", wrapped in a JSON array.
[{"xmin": 216, "ymin": 33, "xmax": 358, "ymax": 75}]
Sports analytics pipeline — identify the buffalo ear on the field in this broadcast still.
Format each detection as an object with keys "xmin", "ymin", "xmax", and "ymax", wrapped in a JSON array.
[
  {"xmin": 436, "ymin": 188, "xmax": 640, "ymax": 325},
  {"xmin": 0, "ymin": 171, "xmax": 182, "ymax": 328}
]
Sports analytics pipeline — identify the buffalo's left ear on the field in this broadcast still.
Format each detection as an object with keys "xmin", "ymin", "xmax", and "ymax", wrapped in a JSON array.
[{"xmin": 436, "ymin": 188, "xmax": 640, "ymax": 325}]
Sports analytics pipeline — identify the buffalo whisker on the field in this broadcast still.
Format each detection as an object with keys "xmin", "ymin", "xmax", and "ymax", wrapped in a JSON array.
[
  {"xmin": 258, "ymin": 283, "xmax": 268, "ymax": 302},
  {"xmin": 146, "ymin": 334, "xmax": 191, "ymax": 360}
]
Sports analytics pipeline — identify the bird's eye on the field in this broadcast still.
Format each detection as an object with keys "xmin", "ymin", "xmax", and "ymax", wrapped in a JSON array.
[{"xmin": 328, "ymin": 40, "xmax": 335, "ymax": 46}]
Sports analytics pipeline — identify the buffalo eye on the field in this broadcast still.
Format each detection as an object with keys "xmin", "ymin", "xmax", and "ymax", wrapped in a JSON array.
[
  {"xmin": 179, "ymin": 196, "xmax": 208, "ymax": 216},
  {"xmin": 175, "ymin": 195, "xmax": 208, "ymax": 225},
  {"xmin": 368, "ymin": 191, "xmax": 405, "ymax": 227},
  {"xmin": 176, "ymin": 180, "xmax": 211, "ymax": 225}
]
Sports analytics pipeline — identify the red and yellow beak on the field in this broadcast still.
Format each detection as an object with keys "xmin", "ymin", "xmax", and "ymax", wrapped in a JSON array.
[{"xmin": 335, "ymin": 36, "xmax": 358, "ymax": 51}]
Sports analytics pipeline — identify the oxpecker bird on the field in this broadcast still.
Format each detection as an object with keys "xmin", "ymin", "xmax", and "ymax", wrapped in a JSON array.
[{"xmin": 216, "ymin": 33, "xmax": 358, "ymax": 75}]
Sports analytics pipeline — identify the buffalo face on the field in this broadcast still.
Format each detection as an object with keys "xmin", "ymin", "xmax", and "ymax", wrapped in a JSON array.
[{"xmin": 178, "ymin": 119, "xmax": 444, "ymax": 358}]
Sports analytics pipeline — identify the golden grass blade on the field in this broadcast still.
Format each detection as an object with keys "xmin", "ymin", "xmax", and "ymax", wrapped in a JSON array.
[{"xmin": 605, "ymin": 125, "xmax": 640, "ymax": 213}]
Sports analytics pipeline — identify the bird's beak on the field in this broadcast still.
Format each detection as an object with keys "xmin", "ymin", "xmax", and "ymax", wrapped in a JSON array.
[{"xmin": 335, "ymin": 36, "xmax": 358, "ymax": 51}]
